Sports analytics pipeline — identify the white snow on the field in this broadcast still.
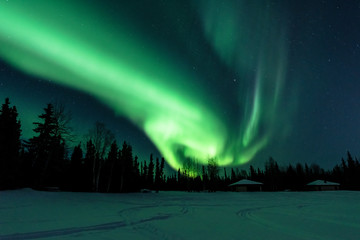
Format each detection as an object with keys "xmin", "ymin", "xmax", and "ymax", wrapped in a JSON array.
[{"xmin": 1, "ymin": 189, "xmax": 360, "ymax": 240}]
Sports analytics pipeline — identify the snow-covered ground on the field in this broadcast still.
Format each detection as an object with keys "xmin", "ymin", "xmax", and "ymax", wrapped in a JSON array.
[{"xmin": 1, "ymin": 189, "xmax": 359, "ymax": 240}]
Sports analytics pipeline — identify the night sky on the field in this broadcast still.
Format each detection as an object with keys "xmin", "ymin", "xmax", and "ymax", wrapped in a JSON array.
[{"xmin": 1, "ymin": 0, "xmax": 360, "ymax": 170}]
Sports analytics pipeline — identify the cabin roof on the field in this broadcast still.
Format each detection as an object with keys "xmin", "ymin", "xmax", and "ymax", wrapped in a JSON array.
[
  {"xmin": 228, "ymin": 179, "xmax": 263, "ymax": 186},
  {"xmin": 307, "ymin": 180, "xmax": 340, "ymax": 186}
]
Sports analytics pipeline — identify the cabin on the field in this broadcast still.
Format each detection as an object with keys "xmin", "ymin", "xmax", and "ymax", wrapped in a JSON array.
[
  {"xmin": 228, "ymin": 179, "xmax": 263, "ymax": 192},
  {"xmin": 307, "ymin": 180, "xmax": 340, "ymax": 191}
]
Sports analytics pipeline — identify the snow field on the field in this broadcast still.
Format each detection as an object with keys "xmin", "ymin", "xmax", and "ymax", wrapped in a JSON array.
[{"xmin": 0, "ymin": 189, "xmax": 359, "ymax": 240}]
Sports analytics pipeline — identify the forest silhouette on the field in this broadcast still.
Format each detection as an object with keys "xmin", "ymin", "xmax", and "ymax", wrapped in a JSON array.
[{"xmin": 1, "ymin": 97, "xmax": 360, "ymax": 192}]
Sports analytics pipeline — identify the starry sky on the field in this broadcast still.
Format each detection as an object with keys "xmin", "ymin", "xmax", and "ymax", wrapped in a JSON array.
[{"xmin": 0, "ymin": 0, "xmax": 360, "ymax": 170}]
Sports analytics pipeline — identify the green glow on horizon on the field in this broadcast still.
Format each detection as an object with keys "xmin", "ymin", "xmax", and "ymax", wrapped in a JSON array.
[{"xmin": 0, "ymin": 1, "xmax": 292, "ymax": 169}]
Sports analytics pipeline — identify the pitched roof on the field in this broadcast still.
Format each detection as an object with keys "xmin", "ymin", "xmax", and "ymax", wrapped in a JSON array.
[
  {"xmin": 228, "ymin": 179, "xmax": 263, "ymax": 186},
  {"xmin": 307, "ymin": 180, "xmax": 340, "ymax": 186}
]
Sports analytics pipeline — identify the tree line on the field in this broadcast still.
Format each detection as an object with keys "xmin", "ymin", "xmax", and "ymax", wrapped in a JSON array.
[
  {"xmin": 0, "ymin": 98, "xmax": 166, "ymax": 192},
  {"xmin": 1, "ymin": 98, "xmax": 360, "ymax": 192}
]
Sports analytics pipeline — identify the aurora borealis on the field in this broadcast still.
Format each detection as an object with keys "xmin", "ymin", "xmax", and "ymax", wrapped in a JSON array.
[{"xmin": 1, "ymin": 0, "xmax": 360, "ymax": 170}]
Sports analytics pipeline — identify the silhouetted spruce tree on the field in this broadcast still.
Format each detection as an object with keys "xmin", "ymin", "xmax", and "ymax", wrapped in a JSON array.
[
  {"xmin": 104, "ymin": 141, "xmax": 118, "ymax": 192},
  {"xmin": 147, "ymin": 154, "xmax": 154, "ymax": 189},
  {"xmin": 84, "ymin": 140, "xmax": 96, "ymax": 191},
  {"xmin": 140, "ymin": 161, "xmax": 143, "ymax": 177},
  {"xmin": 225, "ymin": 168, "xmax": 231, "ymax": 185},
  {"xmin": 69, "ymin": 144, "xmax": 84, "ymax": 191},
  {"xmin": 207, "ymin": 158, "xmax": 219, "ymax": 192},
  {"xmin": 0, "ymin": 98, "xmax": 22, "ymax": 189},
  {"xmin": 119, "ymin": 141, "xmax": 134, "ymax": 192},
  {"xmin": 133, "ymin": 156, "xmax": 140, "ymax": 191},
  {"xmin": 264, "ymin": 157, "xmax": 280, "ymax": 191},
  {"xmin": 331, "ymin": 164, "xmax": 342, "ymax": 184},
  {"xmin": 202, "ymin": 165, "xmax": 208, "ymax": 190},
  {"xmin": 139, "ymin": 161, "xmax": 143, "ymax": 186},
  {"xmin": 338, "ymin": 151, "xmax": 360, "ymax": 190},
  {"xmin": 105, "ymin": 143, "xmax": 121, "ymax": 193},
  {"xmin": 142, "ymin": 161, "xmax": 148, "ymax": 188},
  {"xmin": 177, "ymin": 168, "xmax": 182, "ymax": 190},
  {"xmin": 304, "ymin": 163, "xmax": 311, "ymax": 183},
  {"xmin": 257, "ymin": 168, "xmax": 264, "ymax": 181},
  {"xmin": 346, "ymin": 151, "xmax": 356, "ymax": 189},
  {"xmin": 50, "ymin": 136, "xmax": 66, "ymax": 188},
  {"xmin": 155, "ymin": 157, "xmax": 160, "ymax": 190},
  {"xmin": 193, "ymin": 175, "xmax": 202, "ymax": 192},
  {"xmin": 27, "ymin": 103, "xmax": 66, "ymax": 187},
  {"xmin": 295, "ymin": 163, "xmax": 305, "ymax": 190},
  {"xmin": 160, "ymin": 157, "xmax": 165, "ymax": 180},
  {"xmin": 165, "ymin": 173, "xmax": 177, "ymax": 190},
  {"xmin": 249, "ymin": 165, "xmax": 256, "ymax": 181},
  {"xmin": 230, "ymin": 168, "xmax": 236, "ymax": 182},
  {"xmin": 285, "ymin": 164, "xmax": 296, "ymax": 190}
]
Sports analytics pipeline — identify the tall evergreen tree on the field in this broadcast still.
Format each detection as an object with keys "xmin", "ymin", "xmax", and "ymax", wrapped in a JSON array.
[
  {"xmin": 133, "ymin": 156, "xmax": 140, "ymax": 191},
  {"xmin": 69, "ymin": 144, "xmax": 83, "ymax": 191},
  {"xmin": 119, "ymin": 141, "xmax": 134, "ymax": 192},
  {"xmin": 27, "ymin": 103, "xmax": 66, "ymax": 187},
  {"xmin": 84, "ymin": 140, "xmax": 96, "ymax": 191},
  {"xmin": 142, "ymin": 161, "xmax": 148, "ymax": 188},
  {"xmin": 345, "ymin": 151, "xmax": 357, "ymax": 189},
  {"xmin": 230, "ymin": 168, "xmax": 236, "ymax": 182},
  {"xmin": 0, "ymin": 98, "xmax": 21, "ymax": 189},
  {"xmin": 177, "ymin": 168, "xmax": 182, "ymax": 190},
  {"xmin": 160, "ymin": 157, "xmax": 165, "ymax": 189},
  {"xmin": 295, "ymin": 163, "xmax": 305, "ymax": 190},
  {"xmin": 207, "ymin": 158, "xmax": 219, "ymax": 192},
  {"xmin": 148, "ymin": 154, "xmax": 154, "ymax": 188},
  {"xmin": 104, "ymin": 141, "xmax": 118, "ymax": 192},
  {"xmin": 264, "ymin": 157, "xmax": 280, "ymax": 191},
  {"xmin": 155, "ymin": 157, "xmax": 160, "ymax": 190},
  {"xmin": 249, "ymin": 165, "xmax": 256, "ymax": 180}
]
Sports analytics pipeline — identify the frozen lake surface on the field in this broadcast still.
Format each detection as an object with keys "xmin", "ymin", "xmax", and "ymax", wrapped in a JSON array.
[{"xmin": 1, "ymin": 189, "xmax": 359, "ymax": 239}]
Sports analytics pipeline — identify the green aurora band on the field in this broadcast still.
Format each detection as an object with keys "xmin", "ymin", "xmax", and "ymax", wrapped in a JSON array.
[{"xmin": 0, "ymin": 1, "xmax": 292, "ymax": 170}]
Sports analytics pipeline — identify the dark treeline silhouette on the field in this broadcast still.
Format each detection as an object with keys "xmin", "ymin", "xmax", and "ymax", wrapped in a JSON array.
[
  {"xmin": 0, "ymin": 98, "xmax": 21, "ymax": 189},
  {"xmin": 170, "ymin": 153, "xmax": 360, "ymax": 192},
  {"xmin": 1, "ymin": 97, "xmax": 360, "ymax": 192}
]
